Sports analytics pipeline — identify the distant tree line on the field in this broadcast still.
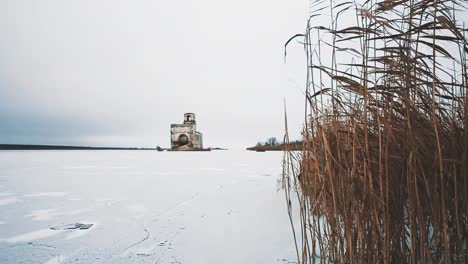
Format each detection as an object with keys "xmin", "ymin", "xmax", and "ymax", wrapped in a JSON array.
[
  {"xmin": 255, "ymin": 137, "xmax": 303, "ymax": 147},
  {"xmin": 256, "ymin": 137, "xmax": 279, "ymax": 147}
]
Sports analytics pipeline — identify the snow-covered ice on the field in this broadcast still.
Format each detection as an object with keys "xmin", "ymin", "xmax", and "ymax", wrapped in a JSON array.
[
  {"xmin": 24, "ymin": 192, "xmax": 68, "ymax": 198},
  {"xmin": 2, "ymin": 229, "xmax": 68, "ymax": 243},
  {"xmin": 0, "ymin": 150, "xmax": 298, "ymax": 263},
  {"xmin": 0, "ymin": 198, "xmax": 20, "ymax": 206}
]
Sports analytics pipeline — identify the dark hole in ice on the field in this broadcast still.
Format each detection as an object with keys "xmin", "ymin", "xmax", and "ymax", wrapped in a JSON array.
[{"xmin": 50, "ymin": 223, "xmax": 93, "ymax": 230}]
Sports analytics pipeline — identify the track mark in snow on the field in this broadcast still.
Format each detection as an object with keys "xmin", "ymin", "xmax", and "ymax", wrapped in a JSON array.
[
  {"xmin": 151, "ymin": 192, "xmax": 200, "ymax": 221},
  {"xmin": 123, "ymin": 228, "xmax": 150, "ymax": 252}
]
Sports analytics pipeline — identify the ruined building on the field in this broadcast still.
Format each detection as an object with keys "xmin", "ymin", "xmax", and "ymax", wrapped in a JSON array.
[{"xmin": 170, "ymin": 113, "xmax": 203, "ymax": 150}]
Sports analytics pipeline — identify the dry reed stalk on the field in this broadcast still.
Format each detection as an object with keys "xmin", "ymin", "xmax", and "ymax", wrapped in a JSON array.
[{"xmin": 283, "ymin": 0, "xmax": 468, "ymax": 263}]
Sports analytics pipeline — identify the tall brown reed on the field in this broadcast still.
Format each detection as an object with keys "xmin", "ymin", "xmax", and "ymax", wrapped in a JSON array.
[{"xmin": 283, "ymin": 0, "xmax": 468, "ymax": 263}]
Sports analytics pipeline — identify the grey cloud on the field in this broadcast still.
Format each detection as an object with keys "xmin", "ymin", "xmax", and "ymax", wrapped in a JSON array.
[{"xmin": 0, "ymin": 0, "xmax": 309, "ymax": 148}]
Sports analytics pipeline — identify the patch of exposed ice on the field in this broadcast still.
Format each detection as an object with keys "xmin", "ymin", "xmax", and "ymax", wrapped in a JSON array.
[
  {"xmin": 0, "ymin": 197, "xmax": 20, "ymax": 206},
  {"xmin": 0, "ymin": 221, "xmax": 5, "ymax": 225},
  {"xmin": 102, "ymin": 166, "xmax": 130, "ymax": 169},
  {"xmin": 3, "ymin": 228, "xmax": 66, "ymax": 243},
  {"xmin": 63, "ymin": 166, "xmax": 96, "ymax": 169},
  {"xmin": 25, "ymin": 209, "xmax": 58, "ymax": 221},
  {"xmin": 0, "ymin": 192, "xmax": 17, "ymax": 197},
  {"xmin": 25, "ymin": 208, "xmax": 90, "ymax": 221},
  {"xmin": 119, "ymin": 172, "xmax": 143, "ymax": 175},
  {"xmin": 64, "ymin": 231, "xmax": 89, "ymax": 240},
  {"xmin": 24, "ymin": 192, "xmax": 67, "ymax": 198},
  {"xmin": 151, "ymin": 172, "xmax": 177, "ymax": 175},
  {"xmin": 95, "ymin": 198, "xmax": 126, "ymax": 206},
  {"xmin": 42, "ymin": 255, "xmax": 66, "ymax": 264},
  {"xmin": 95, "ymin": 197, "xmax": 112, "ymax": 202},
  {"xmin": 200, "ymin": 168, "xmax": 225, "ymax": 171},
  {"xmin": 127, "ymin": 204, "xmax": 149, "ymax": 219},
  {"xmin": 65, "ymin": 208, "xmax": 92, "ymax": 216}
]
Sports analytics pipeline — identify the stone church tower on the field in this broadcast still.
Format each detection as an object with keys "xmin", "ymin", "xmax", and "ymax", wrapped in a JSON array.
[{"xmin": 170, "ymin": 113, "xmax": 203, "ymax": 150}]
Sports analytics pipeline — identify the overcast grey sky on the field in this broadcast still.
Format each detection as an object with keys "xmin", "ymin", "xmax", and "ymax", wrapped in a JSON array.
[{"xmin": 0, "ymin": 0, "xmax": 309, "ymax": 149}]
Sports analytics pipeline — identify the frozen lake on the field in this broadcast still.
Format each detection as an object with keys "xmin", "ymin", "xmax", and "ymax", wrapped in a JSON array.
[{"xmin": 0, "ymin": 150, "xmax": 297, "ymax": 263}]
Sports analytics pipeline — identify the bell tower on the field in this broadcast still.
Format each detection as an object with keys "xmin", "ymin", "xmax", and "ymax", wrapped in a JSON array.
[{"xmin": 184, "ymin": 113, "xmax": 196, "ymax": 124}]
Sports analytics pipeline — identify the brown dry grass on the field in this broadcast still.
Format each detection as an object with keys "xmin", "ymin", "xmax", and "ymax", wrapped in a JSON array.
[{"xmin": 283, "ymin": 0, "xmax": 468, "ymax": 263}]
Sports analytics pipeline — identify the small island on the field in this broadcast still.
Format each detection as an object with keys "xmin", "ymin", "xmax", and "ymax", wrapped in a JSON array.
[{"xmin": 246, "ymin": 137, "xmax": 302, "ymax": 152}]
